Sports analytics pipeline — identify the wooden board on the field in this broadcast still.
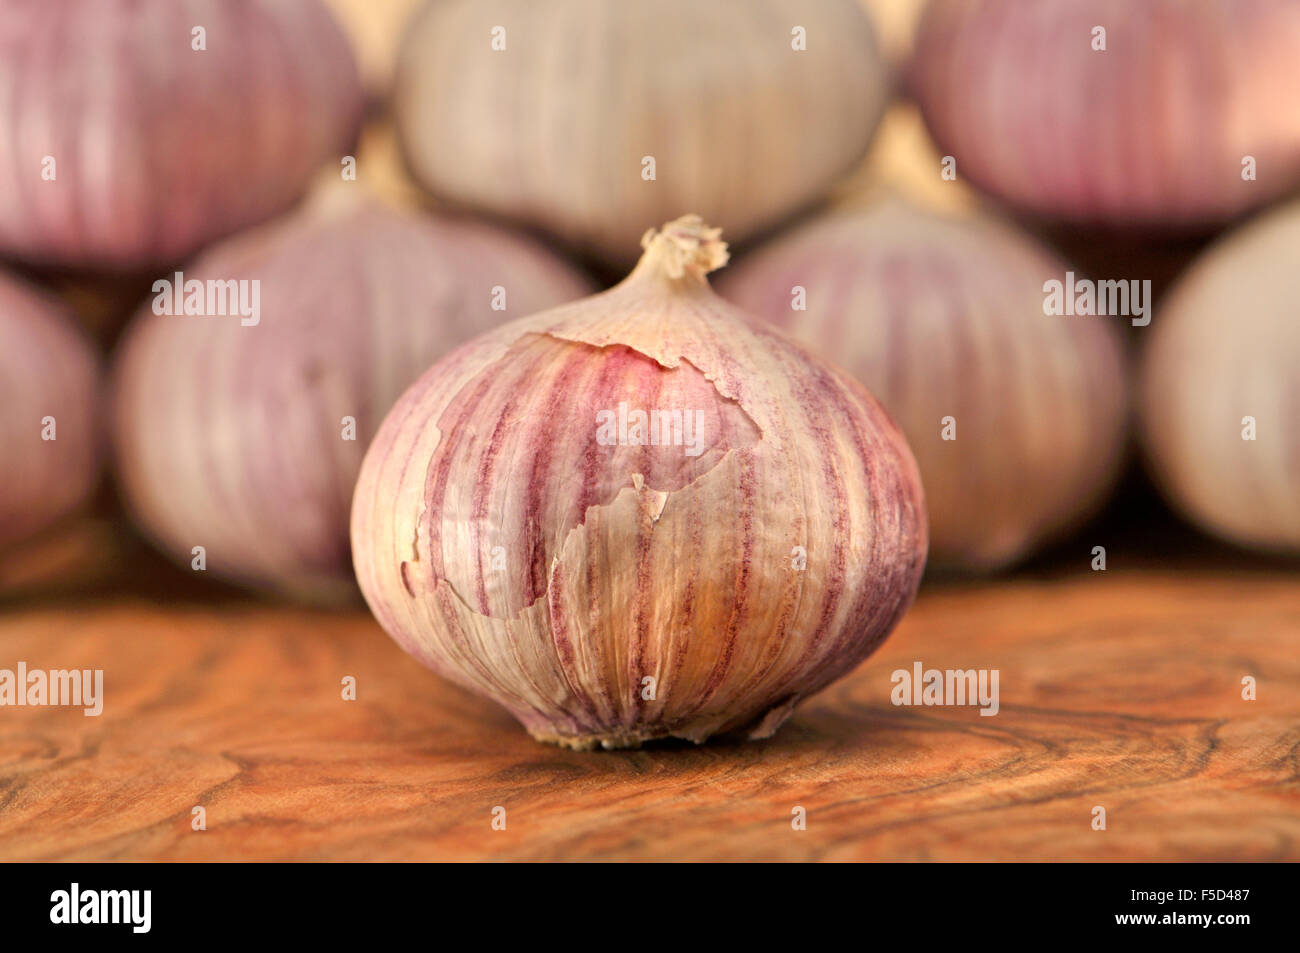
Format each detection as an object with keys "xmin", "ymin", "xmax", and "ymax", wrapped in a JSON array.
[{"xmin": 1, "ymin": 566, "xmax": 1296, "ymax": 861}]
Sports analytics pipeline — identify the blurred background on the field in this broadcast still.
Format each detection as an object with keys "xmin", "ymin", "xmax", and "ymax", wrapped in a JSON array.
[{"xmin": 3, "ymin": 0, "xmax": 1293, "ymax": 602}]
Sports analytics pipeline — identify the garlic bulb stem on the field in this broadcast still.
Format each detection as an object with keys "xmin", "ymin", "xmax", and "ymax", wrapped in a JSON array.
[{"xmin": 635, "ymin": 216, "xmax": 730, "ymax": 281}]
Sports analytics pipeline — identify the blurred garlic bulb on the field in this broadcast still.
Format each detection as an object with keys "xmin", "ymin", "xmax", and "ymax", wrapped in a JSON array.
[
  {"xmin": 352, "ymin": 215, "xmax": 927, "ymax": 749},
  {"xmin": 1141, "ymin": 201, "xmax": 1300, "ymax": 552},
  {"xmin": 911, "ymin": 0, "xmax": 1300, "ymax": 227},
  {"xmin": 717, "ymin": 199, "xmax": 1128, "ymax": 571},
  {"xmin": 321, "ymin": 0, "xmax": 423, "ymax": 99},
  {"xmin": 0, "ymin": 271, "xmax": 101, "ymax": 551},
  {"xmin": 395, "ymin": 0, "xmax": 890, "ymax": 267},
  {"xmin": 0, "ymin": 0, "xmax": 364, "ymax": 269},
  {"xmin": 112, "ymin": 200, "xmax": 593, "ymax": 600}
]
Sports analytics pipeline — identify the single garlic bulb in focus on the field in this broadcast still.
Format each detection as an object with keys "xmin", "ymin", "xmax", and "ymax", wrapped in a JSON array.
[
  {"xmin": 717, "ymin": 200, "xmax": 1128, "ymax": 571},
  {"xmin": 910, "ymin": 0, "xmax": 1300, "ymax": 228},
  {"xmin": 1141, "ymin": 201, "xmax": 1300, "ymax": 552},
  {"xmin": 352, "ymin": 215, "xmax": 927, "ymax": 749},
  {"xmin": 0, "ymin": 271, "xmax": 101, "ymax": 551},
  {"xmin": 0, "ymin": 0, "xmax": 364, "ymax": 268},
  {"xmin": 112, "ymin": 200, "xmax": 593, "ymax": 600},
  {"xmin": 395, "ymin": 0, "xmax": 890, "ymax": 267}
]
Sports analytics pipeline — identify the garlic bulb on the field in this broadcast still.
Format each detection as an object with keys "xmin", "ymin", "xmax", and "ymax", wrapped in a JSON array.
[
  {"xmin": 395, "ymin": 0, "xmax": 890, "ymax": 268},
  {"xmin": 1141, "ymin": 201, "xmax": 1300, "ymax": 552},
  {"xmin": 910, "ymin": 0, "xmax": 1300, "ymax": 227},
  {"xmin": 112, "ymin": 200, "xmax": 593, "ymax": 600},
  {"xmin": 717, "ymin": 200, "xmax": 1128, "ymax": 571},
  {"xmin": 0, "ymin": 0, "xmax": 364, "ymax": 269},
  {"xmin": 351, "ymin": 215, "xmax": 927, "ymax": 749},
  {"xmin": 0, "ymin": 271, "xmax": 101, "ymax": 551}
]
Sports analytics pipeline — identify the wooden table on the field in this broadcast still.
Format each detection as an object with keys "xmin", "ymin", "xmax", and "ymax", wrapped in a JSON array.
[{"xmin": 2, "ymin": 550, "xmax": 1296, "ymax": 862}]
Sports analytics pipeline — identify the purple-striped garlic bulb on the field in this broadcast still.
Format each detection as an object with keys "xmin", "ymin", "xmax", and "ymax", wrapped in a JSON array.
[
  {"xmin": 1141, "ymin": 200, "xmax": 1300, "ymax": 552},
  {"xmin": 717, "ymin": 200, "xmax": 1128, "ymax": 571},
  {"xmin": 910, "ymin": 0, "xmax": 1300, "ymax": 228},
  {"xmin": 0, "ymin": 271, "xmax": 101, "ymax": 550},
  {"xmin": 111, "ymin": 200, "xmax": 593, "ymax": 601},
  {"xmin": 0, "ymin": 0, "xmax": 363, "ymax": 268},
  {"xmin": 351, "ymin": 215, "xmax": 928, "ymax": 749}
]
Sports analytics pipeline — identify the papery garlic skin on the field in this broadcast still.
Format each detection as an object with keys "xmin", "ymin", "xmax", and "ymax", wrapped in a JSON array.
[
  {"xmin": 111, "ymin": 202, "xmax": 593, "ymax": 601},
  {"xmin": 0, "ymin": 272, "xmax": 101, "ymax": 551},
  {"xmin": 395, "ymin": 0, "xmax": 889, "ymax": 268},
  {"xmin": 717, "ymin": 200, "xmax": 1128, "ymax": 571},
  {"xmin": 1141, "ymin": 202, "xmax": 1300, "ymax": 552},
  {"xmin": 0, "ymin": 0, "xmax": 363, "ymax": 269},
  {"xmin": 911, "ymin": 0, "xmax": 1300, "ymax": 228},
  {"xmin": 351, "ymin": 216, "xmax": 927, "ymax": 749}
]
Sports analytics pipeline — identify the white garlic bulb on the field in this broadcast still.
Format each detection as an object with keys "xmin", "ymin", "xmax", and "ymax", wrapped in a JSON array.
[
  {"xmin": 718, "ymin": 199, "xmax": 1129, "ymax": 570},
  {"xmin": 1141, "ymin": 200, "xmax": 1300, "ymax": 552},
  {"xmin": 395, "ymin": 0, "xmax": 890, "ymax": 267},
  {"xmin": 911, "ymin": 0, "xmax": 1300, "ymax": 228}
]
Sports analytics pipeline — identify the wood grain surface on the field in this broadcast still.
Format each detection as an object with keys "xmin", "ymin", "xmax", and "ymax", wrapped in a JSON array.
[{"xmin": 1, "ymin": 565, "xmax": 1296, "ymax": 861}]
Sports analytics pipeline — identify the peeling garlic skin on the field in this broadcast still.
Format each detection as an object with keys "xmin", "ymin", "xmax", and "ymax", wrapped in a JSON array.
[
  {"xmin": 0, "ymin": 0, "xmax": 363, "ymax": 268},
  {"xmin": 352, "ymin": 217, "xmax": 928, "ymax": 750},
  {"xmin": 0, "ymin": 272, "xmax": 101, "ymax": 551},
  {"xmin": 426, "ymin": 334, "xmax": 764, "ymax": 617}
]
